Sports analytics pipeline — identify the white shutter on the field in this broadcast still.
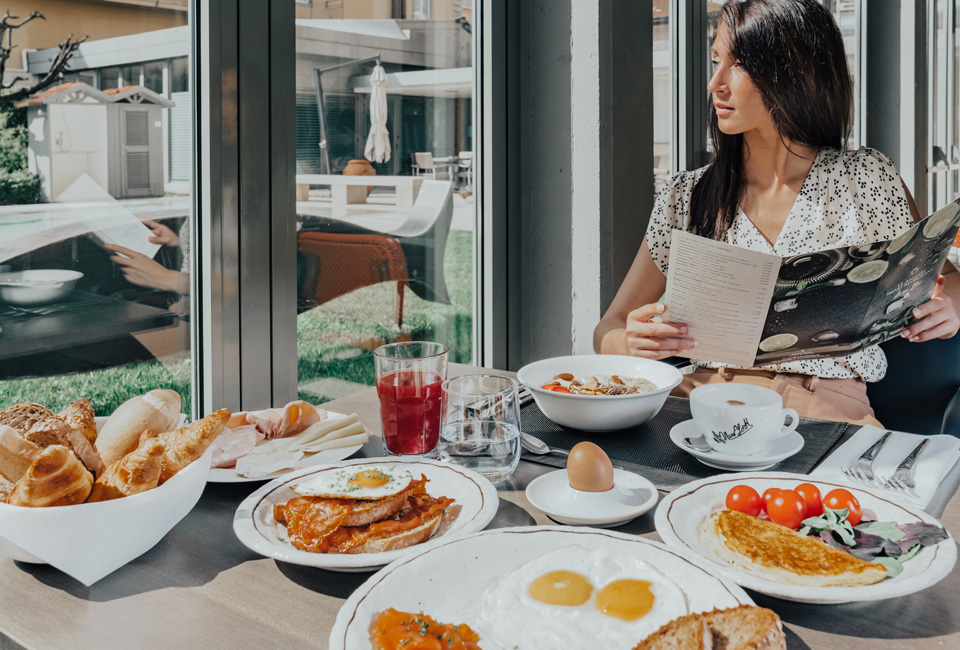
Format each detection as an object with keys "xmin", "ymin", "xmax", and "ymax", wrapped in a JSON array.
[{"xmin": 169, "ymin": 91, "xmax": 191, "ymax": 181}]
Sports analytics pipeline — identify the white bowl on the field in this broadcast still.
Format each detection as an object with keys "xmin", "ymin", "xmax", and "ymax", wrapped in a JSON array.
[
  {"xmin": 516, "ymin": 354, "xmax": 683, "ymax": 431},
  {"xmin": 0, "ymin": 270, "xmax": 84, "ymax": 306},
  {"xmin": 0, "ymin": 445, "xmax": 212, "ymax": 586}
]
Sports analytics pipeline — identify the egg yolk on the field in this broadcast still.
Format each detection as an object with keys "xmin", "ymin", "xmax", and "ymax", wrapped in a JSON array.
[
  {"xmin": 595, "ymin": 579, "xmax": 655, "ymax": 621},
  {"xmin": 528, "ymin": 571, "xmax": 593, "ymax": 606},
  {"xmin": 347, "ymin": 470, "xmax": 390, "ymax": 489}
]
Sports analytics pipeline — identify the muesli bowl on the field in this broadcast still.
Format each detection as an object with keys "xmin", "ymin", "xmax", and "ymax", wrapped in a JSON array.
[
  {"xmin": 0, "ymin": 270, "xmax": 84, "ymax": 306},
  {"xmin": 0, "ymin": 417, "xmax": 211, "ymax": 586},
  {"xmin": 517, "ymin": 354, "xmax": 683, "ymax": 431}
]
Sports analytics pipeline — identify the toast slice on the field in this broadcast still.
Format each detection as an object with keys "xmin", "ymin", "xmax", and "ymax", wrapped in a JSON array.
[
  {"xmin": 346, "ymin": 507, "xmax": 445, "ymax": 554},
  {"xmin": 703, "ymin": 509, "xmax": 887, "ymax": 587},
  {"xmin": 634, "ymin": 606, "xmax": 784, "ymax": 650}
]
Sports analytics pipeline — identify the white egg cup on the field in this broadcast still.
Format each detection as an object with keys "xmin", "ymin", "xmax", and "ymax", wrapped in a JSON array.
[{"xmin": 525, "ymin": 469, "xmax": 659, "ymax": 527}]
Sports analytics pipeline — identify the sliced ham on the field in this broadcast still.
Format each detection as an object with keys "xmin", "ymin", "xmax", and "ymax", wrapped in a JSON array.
[{"xmin": 210, "ymin": 425, "xmax": 262, "ymax": 468}]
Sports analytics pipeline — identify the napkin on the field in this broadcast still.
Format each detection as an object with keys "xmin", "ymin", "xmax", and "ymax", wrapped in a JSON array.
[
  {"xmin": 810, "ymin": 425, "xmax": 960, "ymax": 510},
  {"xmin": 0, "ymin": 446, "xmax": 212, "ymax": 586}
]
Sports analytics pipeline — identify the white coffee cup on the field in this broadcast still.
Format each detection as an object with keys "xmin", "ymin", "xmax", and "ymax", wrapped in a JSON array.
[{"xmin": 689, "ymin": 384, "xmax": 799, "ymax": 456}]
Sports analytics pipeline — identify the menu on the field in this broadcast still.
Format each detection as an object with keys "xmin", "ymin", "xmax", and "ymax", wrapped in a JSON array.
[{"xmin": 662, "ymin": 196, "xmax": 960, "ymax": 367}]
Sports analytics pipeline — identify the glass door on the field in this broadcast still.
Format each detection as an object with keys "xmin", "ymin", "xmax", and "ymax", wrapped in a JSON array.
[
  {"xmin": 0, "ymin": 1, "xmax": 195, "ymax": 417},
  {"xmin": 291, "ymin": 1, "xmax": 476, "ymax": 405}
]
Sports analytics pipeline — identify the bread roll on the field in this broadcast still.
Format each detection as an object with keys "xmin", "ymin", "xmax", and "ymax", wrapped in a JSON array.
[
  {"xmin": 8, "ymin": 445, "xmax": 93, "ymax": 507},
  {"xmin": 96, "ymin": 390, "xmax": 181, "ymax": 466},
  {"xmin": 88, "ymin": 430, "xmax": 165, "ymax": 502},
  {"xmin": 59, "ymin": 399, "xmax": 98, "ymax": 444},
  {"xmin": 0, "ymin": 425, "xmax": 42, "ymax": 482}
]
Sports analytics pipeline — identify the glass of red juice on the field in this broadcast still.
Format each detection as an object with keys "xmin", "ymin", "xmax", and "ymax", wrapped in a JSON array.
[{"xmin": 374, "ymin": 341, "xmax": 449, "ymax": 457}]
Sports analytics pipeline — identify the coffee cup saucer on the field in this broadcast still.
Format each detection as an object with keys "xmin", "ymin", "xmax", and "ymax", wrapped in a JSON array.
[{"xmin": 668, "ymin": 419, "xmax": 804, "ymax": 471}]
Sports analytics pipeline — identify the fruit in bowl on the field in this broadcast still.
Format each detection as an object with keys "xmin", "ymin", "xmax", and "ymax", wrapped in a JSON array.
[{"xmin": 516, "ymin": 355, "xmax": 683, "ymax": 431}]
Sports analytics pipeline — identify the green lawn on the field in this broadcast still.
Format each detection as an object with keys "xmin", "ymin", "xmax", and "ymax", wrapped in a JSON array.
[{"xmin": 0, "ymin": 231, "xmax": 473, "ymax": 417}]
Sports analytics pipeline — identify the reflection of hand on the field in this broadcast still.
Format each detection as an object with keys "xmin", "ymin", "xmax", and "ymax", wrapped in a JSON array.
[
  {"xmin": 105, "ymin": 244, "xmax": 189, "ymax": 294},
  {"xmin": 143, "ymin": 219, "xmax": 180, "ymax": 247},
  {"xmin": 621, "ymin": 303, "xmax": 695, "ymax": 359},
  {"xmin": 901, "ymin": 276, "xmax": 958, "ymax": 342}
]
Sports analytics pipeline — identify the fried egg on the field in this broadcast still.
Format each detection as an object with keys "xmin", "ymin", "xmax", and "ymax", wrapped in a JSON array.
[
  {"xmin": 473, "ymin": 546, "xmax": 689, "ymax": 650},
  {"xmin": 291, "ymin": 465, "xmax": 413, "ymax": 500}
]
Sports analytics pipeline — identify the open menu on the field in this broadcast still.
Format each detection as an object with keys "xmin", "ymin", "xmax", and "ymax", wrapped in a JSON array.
[{"xmin": 662, "ymin": 196, "xmax": 960, "ymax": 367}]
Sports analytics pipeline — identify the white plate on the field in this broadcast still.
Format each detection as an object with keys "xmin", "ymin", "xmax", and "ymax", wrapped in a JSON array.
[
  {"xmin": 207, "ymin": 411, "xmax": 364, "ymax": 483},
  {"xmin": 669, "ymin": 419, "xmax": 804, "ymax": 471},
  {"xmin": 525, "ymin": 468, "xmax": 659, "ymax": 527},
  {"xmin": 329, "ymin": 525, "xmax": 753, "ymax": 650},
  {"xmin": 232, "ymin": 457, "xmax": 499, "ymax": 572},
  {"xmin": 655, "ymin": 472, "xmax": 958, "ymax": 604}
]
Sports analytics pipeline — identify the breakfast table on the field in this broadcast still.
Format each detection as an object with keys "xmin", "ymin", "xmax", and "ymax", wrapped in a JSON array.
[{"xmin": 0, "ymin": 363, "xmax": 957, "ymax": 649}]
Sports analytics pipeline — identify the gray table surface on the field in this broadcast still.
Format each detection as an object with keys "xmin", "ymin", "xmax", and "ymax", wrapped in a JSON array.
[{"xmin": 0, "ymin": 364, "xmax": 956, "ymax": 649}]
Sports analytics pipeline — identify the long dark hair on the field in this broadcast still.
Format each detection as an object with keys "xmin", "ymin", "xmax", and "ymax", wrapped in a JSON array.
[{"xmin": 689, "ymin": 0, "xmax": 853, "ymax": 240}]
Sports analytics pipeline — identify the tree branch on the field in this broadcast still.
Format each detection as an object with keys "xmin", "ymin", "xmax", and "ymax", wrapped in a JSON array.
[
  {"xmin": 0, "ymin": 33, "xmax": 88, "ymax": 106},
  {"xmin": 0, "ymin": 11, "xmax": 45, "ymax": 91}
]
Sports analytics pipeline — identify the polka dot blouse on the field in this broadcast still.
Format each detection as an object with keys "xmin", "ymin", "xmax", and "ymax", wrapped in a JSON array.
[{"xmin": 646, "ymin": 146, "xmax": 915, "ymax": 382}]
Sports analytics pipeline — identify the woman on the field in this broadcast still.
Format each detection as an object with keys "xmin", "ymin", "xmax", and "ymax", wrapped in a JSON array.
[{"xmin": 594, "ymin": 0, "xmax": 959, "ymax": 426}]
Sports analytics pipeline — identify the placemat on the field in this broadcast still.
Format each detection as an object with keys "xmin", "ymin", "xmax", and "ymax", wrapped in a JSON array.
[{"xmin": 520, "ymin": 396, "xmax": 849, "ymax": 492}]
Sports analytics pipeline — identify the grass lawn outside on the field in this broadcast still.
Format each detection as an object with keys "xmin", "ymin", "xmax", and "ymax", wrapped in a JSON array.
[{"xmin": 0, "ymin": 231, "xmax": 474, "ymax": 417}]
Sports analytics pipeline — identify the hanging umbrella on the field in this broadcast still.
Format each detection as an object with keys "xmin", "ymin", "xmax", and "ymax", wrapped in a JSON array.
[{"xmin": 364, "ymin": 62, "xmax": 391, "ymax": 164}]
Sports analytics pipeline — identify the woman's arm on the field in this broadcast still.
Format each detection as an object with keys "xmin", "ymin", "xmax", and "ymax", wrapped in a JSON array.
[
  {"xmin": 898, "ymin": 180, "xmax": 960, "ymax": 341},
  {"xmin": 593, "ymin": 239, "xmax": 695, "ymax": 358}
]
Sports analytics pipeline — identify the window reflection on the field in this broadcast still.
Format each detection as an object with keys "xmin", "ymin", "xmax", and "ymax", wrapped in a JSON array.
[
  {"xmin": 293, "ymin": 1, "xmax": 475, "ymax": 405},
  {"xmin": 0, "ymin": 1, "xmax": 192, "ymax": 417}
]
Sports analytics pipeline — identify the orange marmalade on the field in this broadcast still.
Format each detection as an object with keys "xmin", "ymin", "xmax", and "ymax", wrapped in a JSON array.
[{"xmin": 370, "ymin": 609, "xmax": 481, "ymax": 650}]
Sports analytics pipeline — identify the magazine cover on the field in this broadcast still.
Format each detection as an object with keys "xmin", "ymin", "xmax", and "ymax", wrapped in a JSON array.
[{"xmin": 755, "ymin": 196, "xmax": 960, "ymax": 364}]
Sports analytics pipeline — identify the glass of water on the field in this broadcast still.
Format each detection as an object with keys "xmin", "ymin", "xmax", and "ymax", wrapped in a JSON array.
[{"xmin": 439, "ymin": 374, "xmax": 522, "ymax": 484}]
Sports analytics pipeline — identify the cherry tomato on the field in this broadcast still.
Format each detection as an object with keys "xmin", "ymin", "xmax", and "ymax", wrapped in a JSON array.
[
  {"xmin": 761, "ymin": 487, "xmax": 782, "ymax": 514},
  {"xmin": 823, "ymin": 488, "xmax": 862, "ymax": 526},
  {"xmin": 725, "ymin": 485, "xmax": 762, "ymax": 517},
  {"xmin": 794, "ymin": 483, "xmax": 823, "ymax": 519},
  {"xmin": 766, "ymin": 490, "xmax": 807, "ymax": 529}
]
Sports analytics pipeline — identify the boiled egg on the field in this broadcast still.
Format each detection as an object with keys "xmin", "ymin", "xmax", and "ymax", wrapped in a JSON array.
[
  {"xmin": 567, "ymin": 441, "xmax": 615, "ymax": 492},
  {"xmin": 474, "ymin": 545, "xmax": 689, "ymax": 650},
  {"xmin": 292, "ymin": 465, "xmax": 412, "ymax": 500}
]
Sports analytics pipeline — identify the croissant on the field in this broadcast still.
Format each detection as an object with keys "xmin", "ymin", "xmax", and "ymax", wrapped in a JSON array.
[
  {"xmin": 0, "ymin": 474, "xmax": 13, "ymax": 503},
  {"xmin": 88, "ymin": 430, "xmax": 165, "ymax": 503},
  {"xmin": 8, "ymin": 445, "xmax": 93, "ymax": 507},
  {"xmin": 59, "ymin": 399, "xmax": 98, "ymax": 444},
  {"xmin": 159, "ymin": 408, "xmax": 230, "ymax": 483}
]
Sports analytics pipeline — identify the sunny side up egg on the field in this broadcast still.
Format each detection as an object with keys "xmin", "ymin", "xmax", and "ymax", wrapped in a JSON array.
[
  {"xmin": 291, "ymin": 465, "xmax": 413, "ymax": 500},
  {"xmin": 473, "ymin": 546, "xmax": 689, "ymax": 650}
]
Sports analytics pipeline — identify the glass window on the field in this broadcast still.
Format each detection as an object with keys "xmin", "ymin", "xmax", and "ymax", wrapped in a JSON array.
[
  {"xmin": 294, "ymin": 3, "xmax": 475, "ymax": 405},
  {"xmin": 652, "ymin": 1, "xmax": 671, "ymax": 192},
  {"xmin": 170, "ymin": 57, "xmax": 189, "ymax": 94},
  {"xmin": 0, "ymin": 5, "xmax": 194, "ymax": 418}
]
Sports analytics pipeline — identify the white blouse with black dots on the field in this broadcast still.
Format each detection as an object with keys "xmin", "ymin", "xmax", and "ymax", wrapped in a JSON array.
[{"xmin": 646, "ymin": 146, "xmax": 915, "ymax": 382}]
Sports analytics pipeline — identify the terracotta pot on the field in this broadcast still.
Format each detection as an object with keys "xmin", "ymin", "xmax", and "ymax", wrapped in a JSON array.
[{"xmin": 343, "ymin": 159, "xmax": 376, "ymax": 196}]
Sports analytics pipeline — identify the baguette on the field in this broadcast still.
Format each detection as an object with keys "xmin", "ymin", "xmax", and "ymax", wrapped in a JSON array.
[
  {"xmin": 96, "ymin": 389, "xmax": 181, "ymax": 466},
  {"xmin": 0, "ymin": 425, "xmax": 42, "ymax": 482}
]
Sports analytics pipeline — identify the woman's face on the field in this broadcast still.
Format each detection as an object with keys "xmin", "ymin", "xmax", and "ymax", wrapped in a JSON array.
[{"xmin": 708, "ymin": 23, "xmax": 772, "ymax": 136}]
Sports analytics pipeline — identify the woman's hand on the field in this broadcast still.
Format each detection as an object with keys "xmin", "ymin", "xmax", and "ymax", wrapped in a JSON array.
[
  {"xmin": 106, "ymin": 244, "xmax": 188, "ymax": 294},
  {"xmin": 621, "ymin": 303, "xmax": 696, "ymax": 360},
  {"xmin": 143, "ymin": 219, "xmax": 180, "ymax": 247},
  {"xmin": 901, "ymin": 276, "xmax": 960, "ymax": 342}
]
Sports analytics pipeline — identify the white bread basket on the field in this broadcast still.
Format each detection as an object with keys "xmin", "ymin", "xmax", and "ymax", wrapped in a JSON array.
[{"xmin": 0, "ymin": 416, "xmax": 210, "ymax": 586}]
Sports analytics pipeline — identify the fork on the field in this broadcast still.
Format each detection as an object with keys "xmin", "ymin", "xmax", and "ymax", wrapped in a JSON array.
[
  {"xmin": 880, "ymin": 439, "xmax": 929, "ymax": 492},
  {"xmin": 840, "ymin": 430, "xmax": 892, "ymax": 484}
]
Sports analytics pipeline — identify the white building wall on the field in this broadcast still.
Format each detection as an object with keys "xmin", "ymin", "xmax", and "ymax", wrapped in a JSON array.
[
  {"xmin": 26, "ymin": 107, "xmax": 51, "ymax": 201},
  {"xmin": 47, "ymin": 104, "xmax": 110, "ymax": 199}
]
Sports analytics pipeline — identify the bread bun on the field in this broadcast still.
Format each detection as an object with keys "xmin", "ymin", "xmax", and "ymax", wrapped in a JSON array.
[{"xmin": 95, "ymin": 390, "xmax": 181, "ymax": 466}]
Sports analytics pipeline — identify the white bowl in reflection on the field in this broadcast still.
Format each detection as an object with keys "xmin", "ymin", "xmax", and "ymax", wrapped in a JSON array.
[
  {"xmin": 517, "ymin": 354, "xmax": 683, "ymax": 431},
  {"xmin": 0, "ymin": 270, "xmax": 84, "ymax": 306}
]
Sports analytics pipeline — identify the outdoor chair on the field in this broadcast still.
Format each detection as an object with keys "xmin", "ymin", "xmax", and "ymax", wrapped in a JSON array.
[
  {"xmin": 414, "ymin": 152, "xmax": 437, "ymax": 179},
  {"xmin": 297, "ymin": 232, "xmax": 409, "ymax": 328},
  {"xmin": 866, "ymin": 334, "xmax": 960, "ymax": 437},
  {"xmin": 458, "ymin": 151, "xmax": 473, "ymax": 187}
]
